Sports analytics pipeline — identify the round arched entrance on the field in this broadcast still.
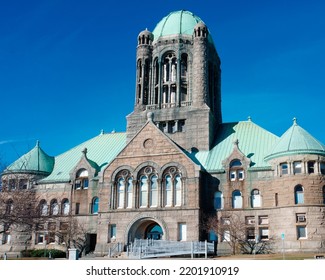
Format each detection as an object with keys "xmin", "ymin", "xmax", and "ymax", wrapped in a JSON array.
[{"xmin": 126, "ymin": 217, "xmax": 167, "ymax": 243}]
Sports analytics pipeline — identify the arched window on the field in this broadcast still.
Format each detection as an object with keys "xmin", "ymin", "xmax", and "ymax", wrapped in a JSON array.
[
  {"xmin": 174, "ymin": 174, "xmax": 182, "ymax": 206},
  {"xmin": 251, "ymin": 189, "xmax": 261, "ymax": 208},
  {"xmin": 75, "ymin": 168, "xmax": 89, "ymax": 190},
  {"xmin": 232, "ymin": 190, "xmax": 243, "ymax": 209},
  {"xmin": 214, "ymin": 191, "xmax": 223, "ymax": 209},
  {"xmin": 294, "ymin": 185, "xmax": 304, "ymax": 204},
  {"xmin": 91, "ymin": 197, "xmax": 99, "ymax": 214},
  {"xmin": 117, "ymin": 178, "xmax": 125, "ymax": 208},
  {"xmin": 114, "ymin": 170, "xmax": 133, "ymax": 209},
  {"xmin": 39, "ymin": 200, "xmax": 48, "ymax": 216},
  {"xmin": 50, "ymin": 199, "xmax": 59, "ymax": 215},
  {"xmin": 322, "ymin": 186, "xmax": 325, "ymax": 204},
  {"xmin": 150, "ymin": 175, "xmax": 158, "ymax": 207},
  {"xmin": 163, "ymin": 167, "xmax": 182, "ymax": 207},
  {"xmin": 229, "ymin": 160, "xmax": 244, "ymax": 181},
  {"xmin": 126, "ymin": 178, "xmax": 133, "ymax": 208},
  {"xmin": 162, "ymin": 52, "xmax": 177, "ymax": 106},
  {"xmin": 137, "ymin": 166, "xmax": 158, "ymax": 208},
  {"xmin": 140, "ymin": 175, "xmax": 148, "ymax": 207},
  {"xmin": 165, "ymin": 175, "xmax": 172, "ymax": 206},
  {"xmin": 230, "ymin": 160, "xmax": 242, "ymax": 167},
  {"xmin": 61, "ymin": 199, "xmax": 70, "ymax": 215}
]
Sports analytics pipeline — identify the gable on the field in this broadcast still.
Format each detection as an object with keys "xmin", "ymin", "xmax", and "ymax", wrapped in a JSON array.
[{"xmin": 104, "ymin": 121, "xmax": 200, "ymax": 179}]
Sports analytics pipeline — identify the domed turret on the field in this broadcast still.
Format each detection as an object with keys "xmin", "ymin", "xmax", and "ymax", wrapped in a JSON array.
[
  {"xmin": 3, "ymin": 140, "xmax": 55, "ymax": 176},
  {"xmin": 194, "ymin": 22, "xmax": 208, "ymax": 38},
  {"xmin": 265, "ymin": 118, "xmax": 325, "ymax": 161},
  {"xmin": 138, "ymin": 29, "xmax": 153, "ymax": 46}
]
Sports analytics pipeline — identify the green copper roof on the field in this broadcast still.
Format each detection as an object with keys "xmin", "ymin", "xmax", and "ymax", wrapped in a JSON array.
[
  {"xmin": 40, "ymin": 132, "xmax": 126, "ymax": 183},
  {"xmin": 265, "ymin": 118, "xmax": 325, "ymax": 160},
  {"xmin": 5, "ymin": 141, "xmax": 54, "ymax": 175},
  {"xmin": 195, "ymin": 120, "xmax": 279, "ymax": 171},
  {"xmin": 152, "ymin": 10, "xmax": 214, "ymax": 44}
]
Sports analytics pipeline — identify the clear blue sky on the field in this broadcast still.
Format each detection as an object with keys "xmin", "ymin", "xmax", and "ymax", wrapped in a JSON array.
[{"xmin": 1, "ymin": 0, "xmax": 324, "ymax": 166}]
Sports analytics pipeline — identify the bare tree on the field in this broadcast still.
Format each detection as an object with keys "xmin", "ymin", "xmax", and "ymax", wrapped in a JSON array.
[
  {"xmin": 0, "ymin": 188, "xmax": 41, "ymax": 234},
  {"xmin": 204, "ymin": 211, "xmax": 274, "ymax": 255},
  {"xmin": 55, "ymin": 216, "xmax": 88, "ymax": 257}
]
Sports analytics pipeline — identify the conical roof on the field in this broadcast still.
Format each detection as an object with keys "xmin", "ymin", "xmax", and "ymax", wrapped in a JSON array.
[
  {"xmin": 265, "ymin": 118, "xmax": 325, "ymax": 160},
  {"xmin": 4, "ymin": 141, "xmax": 54, "ymax": 175}
]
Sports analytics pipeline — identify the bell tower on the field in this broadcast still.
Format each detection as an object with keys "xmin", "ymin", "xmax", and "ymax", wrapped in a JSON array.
[{"xmin": 126, "ymin": 10, "xmax": 221, "ymax": 151}]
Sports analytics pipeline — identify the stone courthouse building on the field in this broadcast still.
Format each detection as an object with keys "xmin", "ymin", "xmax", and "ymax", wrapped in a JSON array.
[{"xmin": 1, "ymin": 10, "xmax": 325, "ymax": 256}]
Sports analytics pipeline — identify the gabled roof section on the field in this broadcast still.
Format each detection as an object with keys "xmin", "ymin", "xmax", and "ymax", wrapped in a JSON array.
[
  {"xmin": 197, "ymin": 120, "xmax": 279, "ymax": 172},
  {"xmin": 4, "ymin": 141, "xmax": 54, "ymax": 175},
  {"xmin": 40, "ymin": 131, "xmax": 126, "ymax": 183},
  {"xmin": 108, "ymin": 115, "xmax": 201, "ymax": 174},
  {"xmin": 265, "ymin": 118, "xmax": 325, "ymax": 160}
]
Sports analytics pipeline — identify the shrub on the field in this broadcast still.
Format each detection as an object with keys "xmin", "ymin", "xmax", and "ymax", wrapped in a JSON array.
[{"xmin": 21, "ymin": 249, "xmax": 66, "ymax": 259}]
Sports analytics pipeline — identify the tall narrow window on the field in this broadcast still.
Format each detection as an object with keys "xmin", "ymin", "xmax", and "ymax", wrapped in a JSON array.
[
  {"xmin": 61, "ymin": 199, "xmax": 70, "ymax": 215},
  {"xmin": 321, "ymin": 162, "xmax": 325, "ymax": 174},
  {"xmin": 307, "ymin": 161, "xmax": 315, "ymax": 174},
  {"xmin": 150, "ymin": 175, "xmax": 158, "ymax": 207},
  {"xmin": 232, "ymin": 190, "xmax": 243, "ymax": 209},
  {"xmin": 165, "ymin": 175, "xmax": 172, "ymax": 206},
  {"xmin": 75, "ymin": 203, "xmax": 80, "ymax": 215},
  {"xmin": 91, "ymin": 197, "xmax": 99, "ymax": 214},
  {"xmin": 293, "ymin": 161, "xmax": 302, "ymax": 174},
  {"xmin": 322, "ymin": 186, "xmax": 325, "ymax": 204},
  {"xmin": 117, "ymin": 178, "xmax": 125, "ymax": 208},
  {"xmin": 297, "ymin": 225, "xmax": 307, "ymax": 239},
  {"xmin": 251, "ymin": 189, "xmax": 261, "ymax": 208},
  {"xmin": 110, "ymin": 224, "xmax": 117, "ymax": 241},
  {"xmin": 294, "ymin": 185, "xmax": 304, "ymax": 204},
  {"xmin": 50, "ymin": 199, "xmax": 59, "ymax": 216},
  {"xmin": 163, "ymin": 167, "xmax": 183, "ymax": 207},
  {"xmin": 137, "ymin": 167, "xmax": 158, "ymax": 208},
  {"xmin": 126, "ymin": 178, "xmax": 133, "ymax": 208},
  {"xmin": 178, "ymin": 223, "xmax": 187, "ymax": 241},
  {"xmin": 214, "ymin": 191, "xmax": 223, "ymax": 209},
  {"xmin": 280, "ymin": 163, "xmax": 288, "ymax": 175},
  {"xmin": 140, "ymin": 176, "xmax": 148, "ymax": 207},
  {"xmin": 39, "ymin": 200, "xmax": 48, "ymax": 216},
  {"xmin": 174, "ymin": 175, "xmax": 182, "ymax": 206},
  {"xmin": 275, "ymin": 193, "xmax": 279, "ymax": 207}
]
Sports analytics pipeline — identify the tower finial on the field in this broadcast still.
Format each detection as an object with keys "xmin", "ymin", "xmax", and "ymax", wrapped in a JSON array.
[{"xmin": 293, "ymin": 117, "xmax": 297, "ymax": 125}]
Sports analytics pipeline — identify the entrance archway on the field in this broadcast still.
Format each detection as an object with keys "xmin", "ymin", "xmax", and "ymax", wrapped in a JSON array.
[{"xmin": 126, "ymin": 217, "xmax": 167, "ymax": 243}]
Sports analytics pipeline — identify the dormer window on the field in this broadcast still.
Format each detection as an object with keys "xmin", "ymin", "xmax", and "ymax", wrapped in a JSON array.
[
  {"xmin": 229, "ymin": 159, "xmax": 244, "ymax": 181},
  {"xmin": 75, "ymin": 169, "xmax": 89, "ymax": 190}
]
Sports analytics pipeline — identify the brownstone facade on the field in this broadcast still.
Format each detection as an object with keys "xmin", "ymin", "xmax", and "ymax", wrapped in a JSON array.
[{"xmin": 1, "ymin": 10, "xmax": 324, "ymax": 257}]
